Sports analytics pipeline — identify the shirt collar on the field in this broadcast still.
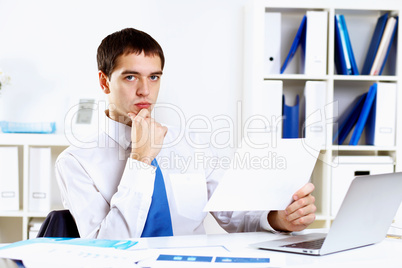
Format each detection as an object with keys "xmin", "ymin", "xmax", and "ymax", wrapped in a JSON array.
[{"xmin": 100, "ymin": 110, "xmax": 132, "ymax": 150}]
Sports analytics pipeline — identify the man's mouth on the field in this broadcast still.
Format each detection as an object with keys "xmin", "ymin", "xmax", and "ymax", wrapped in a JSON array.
[{"xmin": 135, "ymin": 102, "xmax": 151, "ymax": 109}]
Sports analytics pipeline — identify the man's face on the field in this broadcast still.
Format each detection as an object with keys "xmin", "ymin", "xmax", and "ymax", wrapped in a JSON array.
[{"xmin": 100, "ymin": 51, "xmax": 162, "ymax": 123}]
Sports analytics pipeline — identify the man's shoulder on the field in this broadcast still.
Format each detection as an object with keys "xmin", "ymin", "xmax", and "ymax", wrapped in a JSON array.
[{"xmin": 57, "ymin": 131, "xmax": 106, "ymax": 161}]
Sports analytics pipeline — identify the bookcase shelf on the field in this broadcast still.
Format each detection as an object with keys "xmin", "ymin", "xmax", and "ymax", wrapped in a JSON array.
[
  {"xmin": 333, "ymin": 75, "xmax": 398, "ymax": 81},
  {"xmin": 244, "ymin": 0, "xmax": 401, "ymax": 229},
  {"xmin": 0, "ymin": 210, "xmax": 24, "ymax": 217},
  {"xmin": 264, "ymin": 75, "xmax": 328, "ymax": 81},
  {"xmin": 333, "ymin": 145, "xmax": 397, "ymax": 152},
  {"xmin": 0, "ymin": 134, "xmax": 68, "ymax": 242}
]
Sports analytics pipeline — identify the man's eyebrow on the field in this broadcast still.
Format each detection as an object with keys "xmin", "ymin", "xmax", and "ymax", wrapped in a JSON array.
[
  {"xmin": 121, "ymin": 70, "xmax": 163, "ymax": 75},
  {"xmin": 151, "ymin": 71, "xmax": 163, "ymax": 75}
]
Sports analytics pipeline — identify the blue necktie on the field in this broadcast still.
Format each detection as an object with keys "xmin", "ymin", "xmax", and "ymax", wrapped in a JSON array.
[{"xmin": 141, "ymin": 158, "xmax": 173, "ymax": 237}]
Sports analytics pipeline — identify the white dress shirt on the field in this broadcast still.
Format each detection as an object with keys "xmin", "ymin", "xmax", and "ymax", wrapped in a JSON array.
[{"xmin": 56, "ymin": 111, "xmax": 273, "ymax": 239}]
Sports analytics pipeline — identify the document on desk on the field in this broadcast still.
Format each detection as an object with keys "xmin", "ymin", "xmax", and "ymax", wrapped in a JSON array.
[
  {"xmin": 0, "ymin": 238, "xmax": 145, "ymax": 267},
  {"xmin": 204, "ymin": 137, "xmax": 320, "ymax": 211},
  {"xmin": 138, "ymin": 247, "xmax": 286, "ymax": 267}
]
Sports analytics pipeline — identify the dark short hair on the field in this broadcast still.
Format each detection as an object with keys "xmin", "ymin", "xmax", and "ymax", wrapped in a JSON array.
[{"xmin": 97, "ymin": 28, "xmax": 165, "ymax": 78}]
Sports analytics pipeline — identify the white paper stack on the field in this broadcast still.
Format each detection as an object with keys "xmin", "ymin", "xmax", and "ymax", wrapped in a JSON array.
[
  {"xmin": 29, "ymin": 147, "xmax": 52, "ymax": 212},
  {"xmin": 0, "ymin": 147, "xmax": 20, "ymax": 211}
]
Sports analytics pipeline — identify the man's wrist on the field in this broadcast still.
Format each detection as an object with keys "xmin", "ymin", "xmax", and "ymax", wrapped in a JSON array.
[{"xmin": 267, "ymin": 211, "xmax": 292, "ymax": 233}]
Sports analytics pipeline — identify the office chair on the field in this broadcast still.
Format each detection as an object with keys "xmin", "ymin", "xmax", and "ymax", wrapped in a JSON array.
[{"xmin": 37, "ymin": 210, "xmax": 80, "ymax": 238}]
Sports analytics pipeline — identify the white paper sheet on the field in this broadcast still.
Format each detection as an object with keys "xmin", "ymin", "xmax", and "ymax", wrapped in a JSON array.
[
  {"xmin": 0, "ymin": 238, "xmax": 145, "ymax": 268},
  {"xmin": 204, "ymin": 136, "xmax": 320, "ymax": 211},
  {"xmin": 137, "ymin": 246, "xmax": 285, "ymax": 267}
]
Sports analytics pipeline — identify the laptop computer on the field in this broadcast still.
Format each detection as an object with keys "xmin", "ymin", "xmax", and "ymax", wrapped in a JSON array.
[{"xmin": 251, "ymin": 172, "xmax": 402, "ymax": 256}]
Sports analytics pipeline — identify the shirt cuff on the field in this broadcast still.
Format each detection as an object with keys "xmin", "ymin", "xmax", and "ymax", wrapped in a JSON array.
[
  {"xmin": 119, "ymin": 158, "xmax": 156, "ymax": 192},
  {"xmin": 260, "ymin": 211, "xmax": 291, "ymax": 234},
  {"xmin": 260, "ymin": 211, "xmax": 275, "ymax": 232}
]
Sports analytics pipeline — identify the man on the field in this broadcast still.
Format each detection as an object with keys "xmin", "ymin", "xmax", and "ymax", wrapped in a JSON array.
[{"xmin": 56, "ymin": 28, "xmax": 316, "ymax": 239}]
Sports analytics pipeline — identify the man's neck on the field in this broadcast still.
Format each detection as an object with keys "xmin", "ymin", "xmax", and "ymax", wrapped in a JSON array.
[{"xmin": 105, "ymin": 109, "xmax": 132, "ymax": 127}]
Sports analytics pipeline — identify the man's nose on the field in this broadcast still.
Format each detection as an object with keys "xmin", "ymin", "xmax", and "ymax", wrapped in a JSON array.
[{"xmin": 137, "ymin": 77, "xmax": 150, "ymax": 96}]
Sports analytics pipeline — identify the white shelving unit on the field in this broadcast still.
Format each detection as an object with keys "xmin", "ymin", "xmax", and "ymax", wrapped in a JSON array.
[
  {"xmin": 243, "ymin": 0, "xmax": 401, "ymax": 228},
  {"xmin": 0, "ymin": 134, "xmax": 69, "ymax": 242}
]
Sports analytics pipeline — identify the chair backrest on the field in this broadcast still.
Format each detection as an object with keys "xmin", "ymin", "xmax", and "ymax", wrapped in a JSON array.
[{"xmin": 37, "ymin": 210, "xmax": 80, "ymax": 238}]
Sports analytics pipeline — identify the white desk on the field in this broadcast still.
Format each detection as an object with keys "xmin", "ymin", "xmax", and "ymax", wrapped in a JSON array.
[
  {"xmin": 133, "ymin": 231, "xmax": 402, "ymax": 267},
  {"xmin": 0, "ymin": 231, "xmax": 401, "ymax": 267}
]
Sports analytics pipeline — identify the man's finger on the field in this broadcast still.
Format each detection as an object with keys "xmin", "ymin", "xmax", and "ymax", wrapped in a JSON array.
[
  {"xmin": 286, "ymin": 194, "xmax": 315, "ymax": 215},
  {"xmin": 128, "ymin": 112, "xmax": 135, "ymax": 120},
  {"xmin": 286, "ymin": 203, "xmax": 316, "ymax": 222},
  {"xmin": 290, "ymin": 212, "xmax": 316, "ymax": 227},
  {"xmin": 293, "ymin": 182, "xmax": 315, "ymax": 201},
  {"xmin": 133, "ymin": 109, "xmax": 151, "ymax": 121}
]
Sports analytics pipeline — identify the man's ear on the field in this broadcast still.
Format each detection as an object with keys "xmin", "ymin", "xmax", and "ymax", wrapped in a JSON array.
[{"xmin": 99, "ymin": 71, "xmax": 110, "ymax": 94}]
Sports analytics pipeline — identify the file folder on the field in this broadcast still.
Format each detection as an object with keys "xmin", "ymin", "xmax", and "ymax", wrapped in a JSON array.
[
  {"xmin": 280, "ymin": 16, "xmax": 306, "ymax": 74},
  {"xmin": 361, "ymin": 13, "xmax": 389, "ymax": 75},
  {"xmin": 378, "ymin": 16, "xmax": 398, "ymax": 75},
  {"xmin": 333, "ymin": 93, "xmax": 367, "ymax": 145},
  {"xmin": 340, "ymin": 15, "xmax": 359, "ymax": 75},
  {"xmin": 245, "ymin": 81, "xmax": 283, "ymax": 136},
  {"xmin": 0, "ymin": 147, "xmax": 19, "ymax": 211},
  {"xmin": 29, "ymin": 147, "xmax": 52, "ymax": 212},
  {"xmin": 370, "ymin": 16, "xmax": 398, "ymax": 75},
  {"xmin": 264, "ymin": 12, "xmax": 281, "ymax": 75},
  {"xmin": 334, "ymin": 14, "xmax": 352, "ymax": 75},
  {"xmin": 305, "ymin": 11, "xmax": 328, "ymax": 75},
  {"xmin": 349, "ymin": 84, "xmax": 377, "ymax": 145},
  {"xmin": 370, "ymin": 17, "xmax": 397, "ymax": 75},
  {"xmin": 282, "ymin": 94, "xmax": 300, "ymax": 138},
  {"xmin": 261, "ymin": 80, "xmax": 283, "ymax": 135},
  {"xmin": 302, "ymin": 81, "xmax": 327, "ymax": 147},
  {"xmin": 366, "ymin": 82, "xmax": 396, "ymax": 146},
  {"xmin": 334, "ymin": 14, "xmax": 358, "ymax": 75}
]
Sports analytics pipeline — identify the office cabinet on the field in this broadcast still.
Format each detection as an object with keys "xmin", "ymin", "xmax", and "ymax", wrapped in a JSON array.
[
  {"xmin": 0, "ymin": 134, "xmax": 68, "ymax": 242},
  {"xmin": 243, "ymin": 0, "xmax": 401, "ymax": 228},
  {"xmin": 331, "ymin": 156, "xmax": 394, "ymax": 216}
]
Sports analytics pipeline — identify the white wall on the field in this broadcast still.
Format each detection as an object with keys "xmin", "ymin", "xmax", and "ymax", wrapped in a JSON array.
[
  {"xmin": 0, "ymin": 0, "xmax": 246, "ymax": 156},
  {"xmin": 4, "ymin": 0, "xmax": 399, "ymax": 153}
]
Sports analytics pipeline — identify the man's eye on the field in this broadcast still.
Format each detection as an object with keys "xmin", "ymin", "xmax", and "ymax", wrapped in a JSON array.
[
  {"xmin": 150, "ymin": 75, "xmax": 159, "ymax": 81},
  {"xmin": 126, "ymin": 75, "xmax": 136, "ymax": 81}
]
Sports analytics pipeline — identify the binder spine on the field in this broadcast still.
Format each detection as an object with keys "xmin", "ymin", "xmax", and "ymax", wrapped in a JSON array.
[
  {"xmin": 264, "ymin": 12, "xmax": 282, "ymax": 75},
  {"xmin": 280, "ymin": 16, "xmax": 307, "ymax": 74},
  {"xmin": 349, "ymin": 84, "xmax": 378, "ymax": 145},
  {"xmin": 283, "ymin": 95, "xmax": 300, "ymax": 138}
]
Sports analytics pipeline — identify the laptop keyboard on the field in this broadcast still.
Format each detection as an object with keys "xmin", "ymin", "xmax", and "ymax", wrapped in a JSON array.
[{"xmin": 281, "ymin": 238, "xmax": 325, "ymax": 249}]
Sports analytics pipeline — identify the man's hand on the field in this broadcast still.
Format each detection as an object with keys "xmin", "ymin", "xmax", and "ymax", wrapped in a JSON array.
[
  {"xmin": 268, "ymin": 183, "xmax": 316, "ymax": 232},
  {"xmin": 128, "ymin": 109, "xmax": 167, "ymax": 165}
]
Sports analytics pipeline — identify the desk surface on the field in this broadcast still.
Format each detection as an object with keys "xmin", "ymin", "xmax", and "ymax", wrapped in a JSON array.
[
  {"xmin": 133, "ymin": 231, "xmax": 402, "ymax": 267},
  {"xmin": 0, "ymin": 231, "xmax": 400, "ymax": 267}
]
